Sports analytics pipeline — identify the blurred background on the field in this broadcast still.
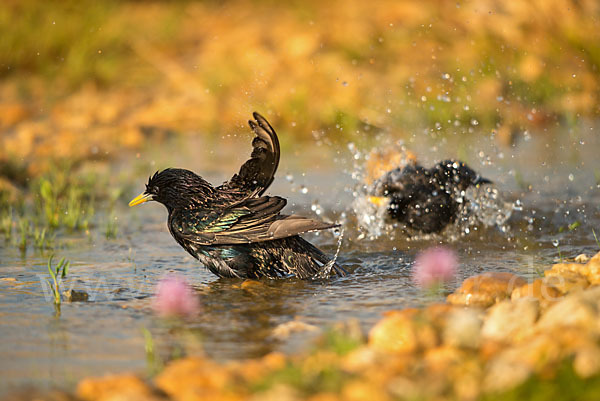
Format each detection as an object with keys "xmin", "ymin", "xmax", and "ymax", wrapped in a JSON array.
[{"xmin": 1, "ymin": 0, "xmax": 599, "ymax": 181}]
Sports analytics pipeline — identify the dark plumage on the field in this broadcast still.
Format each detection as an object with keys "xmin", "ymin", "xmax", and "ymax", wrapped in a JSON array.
[
  {"xmin": 371, "ymin": 160, "xmax": 491, "ymax": 233},
  {"xmin": 129, "ymin": 112, "xmax": 344, "ymax": 279}
]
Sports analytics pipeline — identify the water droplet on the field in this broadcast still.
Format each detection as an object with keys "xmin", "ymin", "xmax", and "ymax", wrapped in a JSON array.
[
  {"xmin": 300, "ymin": 185, "xmax": 308, "ymax": 194},
  {"xmin": 568, "ymin": 174, "xmax": 574, "ymax": 182}
]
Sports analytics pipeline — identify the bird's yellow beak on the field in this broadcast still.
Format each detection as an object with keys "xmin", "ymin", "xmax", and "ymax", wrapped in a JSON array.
[
  {"xmin": 368, "ymin": 196, "xmax": 389, "ymax": 207},
  {"xmin": 129, "ymin": 192, "xmax": 152, "ymax": 207}
]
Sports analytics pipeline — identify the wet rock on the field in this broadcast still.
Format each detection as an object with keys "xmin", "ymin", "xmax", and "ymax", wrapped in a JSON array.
[
  {"xmin": 574, "ymin": 344, "xmax": 600, "ymax": 378},
  {"xmin": 77, "ymin": 373, "xmax": 163, "ymax": 401},
  {"xmin": 0, "ymin": 102, "xmax": 30, "ymax": 128},
  {"xmin": 341, "ymin": 379, "xmax": 392, "ymax": 401},
  {"xmin": 423, "ymin": 345, "xmax": 465, "ymax": 374},
  {"xmin": 443, "ymin": 308, "xmax": 482, "ymax": 349},
  {"xmin": 481, "ymin": 298, "xmax": 539, "ymax": 343},
  {"xmin": 154, "ymin": 357, "xmax": 232, "ymax": 400},
  {"xmin": 341, "ymin": 346, "xmax": 377, "ymax": 373},
  {"xmin": 544, "ymin": 262, "xmax": 589, "ymax": 280},
  {"xmin": 62, "ymin": 289, "xmax": 89, "ymax": 302},
  {"xmin": 447, "ymin": 272, "xmax": 526, "ymax": 307},
  {"xmin": 483, "ymin": 353, "xmax": 532, "ymax": 392},
  {"xmin": 542, "ymin": 274, "xmax": 589, "ymax": 294},
  {"xmin": 227, "ymin": 352, "xmax": 286, "ymax": 383},
  {"xmin": 249, "ymin": 384, "xmax": 300, "ymax": 401},
  {"xmin": 510, "ymin": 279, "xmax": 561, "ymax": 308},
  {"xmin": 368, "ymin": 310, "xmax": 418, "ymax": 354},
  {"xmin": 585, "ymin": 252, "xmax": 600, "ymax": 284},
  {"xmin": 271, "ymin": 320, "xmax": 320, "ymax": 340},
  {"xmin": 536, "ymin": 288, "xmax": 599, "ymax": 331}
]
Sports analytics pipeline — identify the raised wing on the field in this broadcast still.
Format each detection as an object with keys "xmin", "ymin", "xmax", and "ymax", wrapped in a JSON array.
[
  {"xmin": 170, "ymin": 196, "xmax": 338, "ymax": 245},
  {"xmin": 218, "ymin": 112, "xmax": 280, "ymax": 198}
]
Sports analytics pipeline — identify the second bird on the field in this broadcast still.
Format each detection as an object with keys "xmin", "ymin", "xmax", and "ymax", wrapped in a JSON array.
[
  {"xmin": 370, "ymin": 160, "xmax": 492, "ymax": 234},
  {"xmin": 129, "ymin": 112, "xmax": 345, "ymax": 279}
]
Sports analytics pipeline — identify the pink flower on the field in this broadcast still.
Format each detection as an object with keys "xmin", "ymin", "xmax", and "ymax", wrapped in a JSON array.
[
  {"xmin": 412, "ymin": 246, "xmax": 458, "ymax": 288},
  {"xmin": 152, "ymin": 274, "xmax": 200, "ymax": 318}
]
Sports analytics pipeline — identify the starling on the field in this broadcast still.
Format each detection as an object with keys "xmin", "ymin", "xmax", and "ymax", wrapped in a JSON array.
[
  {"xmin": 369, "ymin": 160, "xmax": 491, "ymax": 233},
  {"xmin": 129, "ymin": 112, "xmax": 345, "ymax": 279}
]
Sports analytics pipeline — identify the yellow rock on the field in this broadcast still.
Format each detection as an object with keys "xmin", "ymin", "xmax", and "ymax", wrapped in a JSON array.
[
  {"xmin": 271, "ymin": 320, "xmax": 320, "ymax": 340},
  {"xmin": 536, "ymin": 289, "xmax": 599, "ymax": 331},
  {"xmin": 542, "ymin": 274, "xmax": 589, "ymax": 294},
  {"xmin": 586, "ymin": 251, "xmax": 600, "ymax": 284},
  {"xmin": 482, "ymin": 298, "xmax": 539, "ymax": 343},
  {"xmin": 341, "ymin": 346, "xmax": 377, "ymax": 373},
  {"xmin": 511, "ymin": 279, "xmax": 562, "ymax": 308},
  {"xmin": 77, "ymin": 373, "xmax": 161, "ymax": 401},
  {"xmin": 447, "ymin": 272, "xmax": 526, "ymax": 307},
  {"xmin": 0, "ymin": 102, "xmax": 29, "ymax": 128},
  {"xmin": 424, "ymin": 345, "xmax": 465, "ymax": 374},
  {"xmin": 368, "ymin": 311, "xmax": 418, "ymax": 354},
  {"xmin": 544, "ymin": 262, "xmax": 590, "ymax": 278},
  {"xmin": 154, "ymin": 357, "xmax": 232, "ymax": 400},
  {"xmin": 574, "ymin": 344, "xmax": 600, "ymax": 378},
  {"xmin": 341, "ymin": 379, "xmax": 391, "ymax": 401},
  {"xmin": 443, "ymin": 308, "xmax": 483, "ymax": 349}
]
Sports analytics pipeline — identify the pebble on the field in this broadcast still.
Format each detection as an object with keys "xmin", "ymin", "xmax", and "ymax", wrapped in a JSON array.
[
  {"xmin": 481, "ymin": 298, "xmax": 539, "ymax": 342},
  {"xmin": 447, "ymin": 272, "xmax": 526, "ymax": 307},
  {"xmin": 77, "ymin": 373, "xmax": 162, "ymax": 401},
  {"xmin": 271, "ymin": 320, "xmax": 320, "ymax": 339},
  {"xmin": 443, "ymin": 308, "xmax": 482, "ymax": 349},
  {"xmin": 510, "ymin": 279, "xmax": 561, "ymax": 308},
  {"xmin": 62, "ymin": 289, "xmax": 89, "ymax": 302},
  {"xmin": 368, "ymin": 310, "xmax": 418, "ymax": 354}
]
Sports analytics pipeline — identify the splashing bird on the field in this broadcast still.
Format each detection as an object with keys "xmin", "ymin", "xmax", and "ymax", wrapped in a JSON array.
[
  {"xmin": 369, "ymin": 160, "xmax": 491, "ymax": 233},
  {"xmin": 129, "ymin": 112, "xmax": 345, "ymax": 279}
]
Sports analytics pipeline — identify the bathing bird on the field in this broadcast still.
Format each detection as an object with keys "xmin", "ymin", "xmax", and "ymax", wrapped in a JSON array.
[
  {"xmin": 369, "ymin": 160, "xmax": 491, "ymax": 233},
  {"xmin": 129, "ymin": 112, "xmax": 344, "ymax": 279}
]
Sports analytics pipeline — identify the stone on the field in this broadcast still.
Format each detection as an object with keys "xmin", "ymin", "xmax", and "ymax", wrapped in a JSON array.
[
  {"xmin": 443, "ymin": 308, "xmax": 482, "ymax": 349},
  {"xmin": 586, "ymin": 252, "xmax": 600, "ymax": 284},
  {"xmin": 341, "ymin": 346, "xmax": 378, "ymax": 373},
  {"xmin": 154, "ymin": 357, "xmax": 232, "ymax": 400},
  {"xmin": 542, "ymin": 274, "xmax": 589, "ymax": 294},
  {"xmin": 341, "ymin": 379, "xmax": 392, "ymax": 401},
  {"xmin": 481, "ymin": 298, "xmax": 539, "ymax": 343},
  {"xmin": 447, "ymin": 272, "xmax": 526, "ymax": 307},
  {"xmin": 510, "ymin": 279, "xmax": 561, "ymax": 308},
  {"xmin": 368, "ymin": 311, "xmax": 418, "ymax": 354},
  {"xmin": 574, "ymin": 344, "xmax": 600, "ymax": 378},
  {"xmin": 536, "ymin": 290, "xmax": 598, "ymax": 331},
  {"xmin": 77, "ymin": 373, "xmax": 162, "ymax": 401},
  {"xmin": 483, "ymin": 354, "xmax": 532, "ymax": 392},
  {"xmin": 0, "ymin": 103, "xmax": 29, "ymax": 128},
  {"xmin": 575, "ymin": 254, "xmax": 590, "ymax": 263},
  {"xmin": 63, "ymin": 289, "xmax": 89, "ymax": 302},
  {"xmin": 423, "ymin": 345, "xmax": 465, "ymax": 374},
  {"xmin": 271, "ymin": 320, "xmax": 320, "ymax": 339}
]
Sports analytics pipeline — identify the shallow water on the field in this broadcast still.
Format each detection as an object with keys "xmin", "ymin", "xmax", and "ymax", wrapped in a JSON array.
[{"xmin": 1, "ymin": 125, "xmax": 600, "ymax": 394}]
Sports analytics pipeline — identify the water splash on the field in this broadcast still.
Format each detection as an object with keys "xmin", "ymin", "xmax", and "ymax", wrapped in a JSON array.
[{"xmin": 347, "ymin": 143, "xmax": 516, "ymax": 241}]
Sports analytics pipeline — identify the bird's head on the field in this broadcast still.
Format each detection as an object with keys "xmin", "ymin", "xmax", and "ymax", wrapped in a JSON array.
[
  {"xmin": 434, "ymin": 160, "xmax": 492, "ymax": 191},
  {"xmin": 129, "ymin": 168, "xmax": 214, "ymax": 210}
]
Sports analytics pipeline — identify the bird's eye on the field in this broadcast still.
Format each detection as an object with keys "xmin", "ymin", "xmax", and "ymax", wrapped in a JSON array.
[{"xmin": 152, "ymin": 186, "xmax": 160, "ymax": 194}]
